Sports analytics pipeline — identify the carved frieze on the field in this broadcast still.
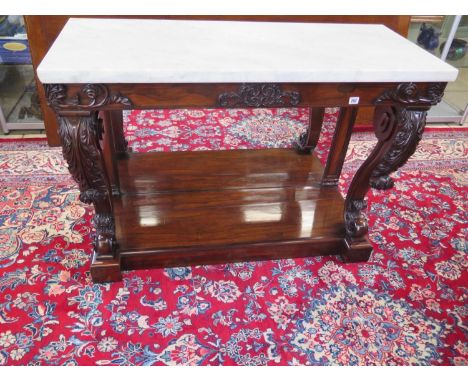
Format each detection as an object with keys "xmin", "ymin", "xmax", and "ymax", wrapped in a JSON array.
[
  {"xmin": 374, "ymin": 82, "xmax": 446, "ymax": 106},
  {"xmin": 218, "ymin": 83, "xmax": 301, "ymax": 107},
  {"xmin": 45, "ymin": 83, "xmax": 132, "ymax": 111}
]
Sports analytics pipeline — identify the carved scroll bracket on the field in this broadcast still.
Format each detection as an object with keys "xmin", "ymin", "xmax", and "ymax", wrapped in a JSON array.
[
  {"xmin": 369, "ymin": 81, "xmax": 445, "ymax": 191},
  {"xmin": 218, "ymin": 83, "xmax": 301, "ymax": 107},
  {"xmin": 374, "ymin": 82, "xmax": 446, "ymax": 107},
  {"xmin": 370, "ymin": 106, "xmax": 427, "ymax": 190},
  {"xmin": 45, "ymin": 83, "xmax": 132, "ymax": 112},
  {"xmin": 344, "ymin": 81, "xmax": 446, "ymax": 243}
]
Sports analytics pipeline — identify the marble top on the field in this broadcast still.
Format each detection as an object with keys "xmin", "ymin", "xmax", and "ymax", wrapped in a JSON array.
[{"xmin": 37, "ymin": 18, "xmax": 458, "ymax": 84}]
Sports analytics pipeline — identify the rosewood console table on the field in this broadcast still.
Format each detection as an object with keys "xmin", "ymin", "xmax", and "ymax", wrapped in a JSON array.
[{"xmin": 37, "ymin": 19, "xmax": 457, "ymax": 283}]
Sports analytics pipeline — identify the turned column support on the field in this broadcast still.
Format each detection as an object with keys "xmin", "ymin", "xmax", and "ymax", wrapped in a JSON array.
[{"xmin": 341, "ymin": 82, "xmax": 446, "ymax": 262}]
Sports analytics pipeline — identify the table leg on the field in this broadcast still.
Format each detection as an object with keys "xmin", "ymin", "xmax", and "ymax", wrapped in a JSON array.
[
  {"xmin": 107, "ymin": 110, "xmax": 130, "ymax": 158},
  {"xmin": 341, "ymin": 104, "xmax": 428, "ymax": 262},
  {"xmin": 100, "ymin": 111, "xmax": 125, "ymax": 196},
  {"xmin": 321, "ymin": 107, "xmax": 358, "ymax": 187},
  {"xmin": 295, "ymin": 107, "xmax": 325, "ymax": 154},
  {"xmin": 57, "ymin": 111, "xmax": 122, "ymax": 282}
]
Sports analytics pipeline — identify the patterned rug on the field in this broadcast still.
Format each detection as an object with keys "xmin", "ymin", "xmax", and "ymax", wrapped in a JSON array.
[{"xmin": 0, "ymin": 108, "xmax": 466, "ymax": 365}]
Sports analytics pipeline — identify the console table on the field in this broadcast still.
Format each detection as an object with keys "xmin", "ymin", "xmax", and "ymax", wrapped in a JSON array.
[{"xmin": 37, "ymin": 19, "xmax": 457, "ymax": 283}]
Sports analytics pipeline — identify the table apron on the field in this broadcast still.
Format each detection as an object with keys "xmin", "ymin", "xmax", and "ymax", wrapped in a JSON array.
[{"xmin": 44, "ymin": 82, "xmax": 444, "ymax": 111}]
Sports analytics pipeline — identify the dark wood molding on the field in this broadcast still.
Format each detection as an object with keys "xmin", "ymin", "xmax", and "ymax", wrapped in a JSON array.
[{"xmin": 218, "ymin": 83, "xmax": 301, "ymax": 107}]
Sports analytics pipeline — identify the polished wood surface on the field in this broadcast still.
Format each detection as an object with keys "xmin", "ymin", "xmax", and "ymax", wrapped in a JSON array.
[
  {"xmin": 49, "ymin": 82, "xmax": 404, "ymax": 110},
  {"xmin": 112, "ymin": 148, "xmax": 350, "ymax": 270},
  {"xmin": 322, "ymin": 107, "xmax": 358, "ymax": 187},
  {"xmin": 113, "ymin": 149, "xmax": 345, "ymax": 252},
  {"xmin": 118, "ymin": 149, "xmax": 324, "ymax": 193},
  {"xmin": 114, "ymin": 187, "xmax": 345, "ymax": 250},
  {"xmin": 25, "ymin": 15, "xmax": 410, "ymax": 146}
]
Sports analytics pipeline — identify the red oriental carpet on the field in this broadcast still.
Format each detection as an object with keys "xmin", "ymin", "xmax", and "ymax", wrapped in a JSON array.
[{"xmin": 0, "ymin": 108, "xmax": 467, "ymax": 366}]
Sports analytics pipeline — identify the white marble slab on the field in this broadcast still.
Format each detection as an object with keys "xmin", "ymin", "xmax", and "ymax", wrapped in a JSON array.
[{"xmin": 37, "ymin": 18, "xmax": 458, "ymax": 84}]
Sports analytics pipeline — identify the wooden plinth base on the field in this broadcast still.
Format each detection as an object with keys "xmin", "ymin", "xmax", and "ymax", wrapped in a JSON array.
[{"xmin": 90, "ymin": 148, "xmax": 372, "ymax": 281}]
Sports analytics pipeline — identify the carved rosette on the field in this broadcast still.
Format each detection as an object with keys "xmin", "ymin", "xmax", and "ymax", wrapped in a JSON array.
[
  {"xmin": 218, "ymin": 83, "xmax": 301, "ymax": 107},
  {"xmin": 45, "ymin": 83, "xmax": 132, "ymax": 111}
]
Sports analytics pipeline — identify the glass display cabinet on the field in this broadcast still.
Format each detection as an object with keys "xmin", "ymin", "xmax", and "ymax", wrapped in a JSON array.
[
  {"xmin": 408, "ymin": 15, "xmax": 468, "ymax": 124},
  {"xmin": 0, "ymin": 15, "xmax": 43, "ymax": 134}
]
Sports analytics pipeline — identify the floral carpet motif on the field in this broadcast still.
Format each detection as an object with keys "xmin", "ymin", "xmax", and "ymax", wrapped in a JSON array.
[{"xmin": 0, "ymin": 108, "xmax": 467, "ymax": 365}]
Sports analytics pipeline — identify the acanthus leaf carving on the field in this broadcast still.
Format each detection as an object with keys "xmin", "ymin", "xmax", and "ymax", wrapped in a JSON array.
[
  {"xmin": 57, "ymin": 112, "xmax": 116, "ymax": 257},
  {"xmin": 57, "ymin": 113, "xmax": 109, "ymax": 204}
]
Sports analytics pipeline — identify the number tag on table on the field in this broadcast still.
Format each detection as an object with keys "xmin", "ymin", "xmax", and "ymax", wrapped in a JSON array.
[{"xmin": 349, "ymin": 96, "xmax": 360, "ymax": 105}]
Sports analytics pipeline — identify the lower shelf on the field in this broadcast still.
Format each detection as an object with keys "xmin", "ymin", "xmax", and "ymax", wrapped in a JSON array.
[{"xmin": 108, "ymin": 148, "xmax": 371, "ymax": 272}]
